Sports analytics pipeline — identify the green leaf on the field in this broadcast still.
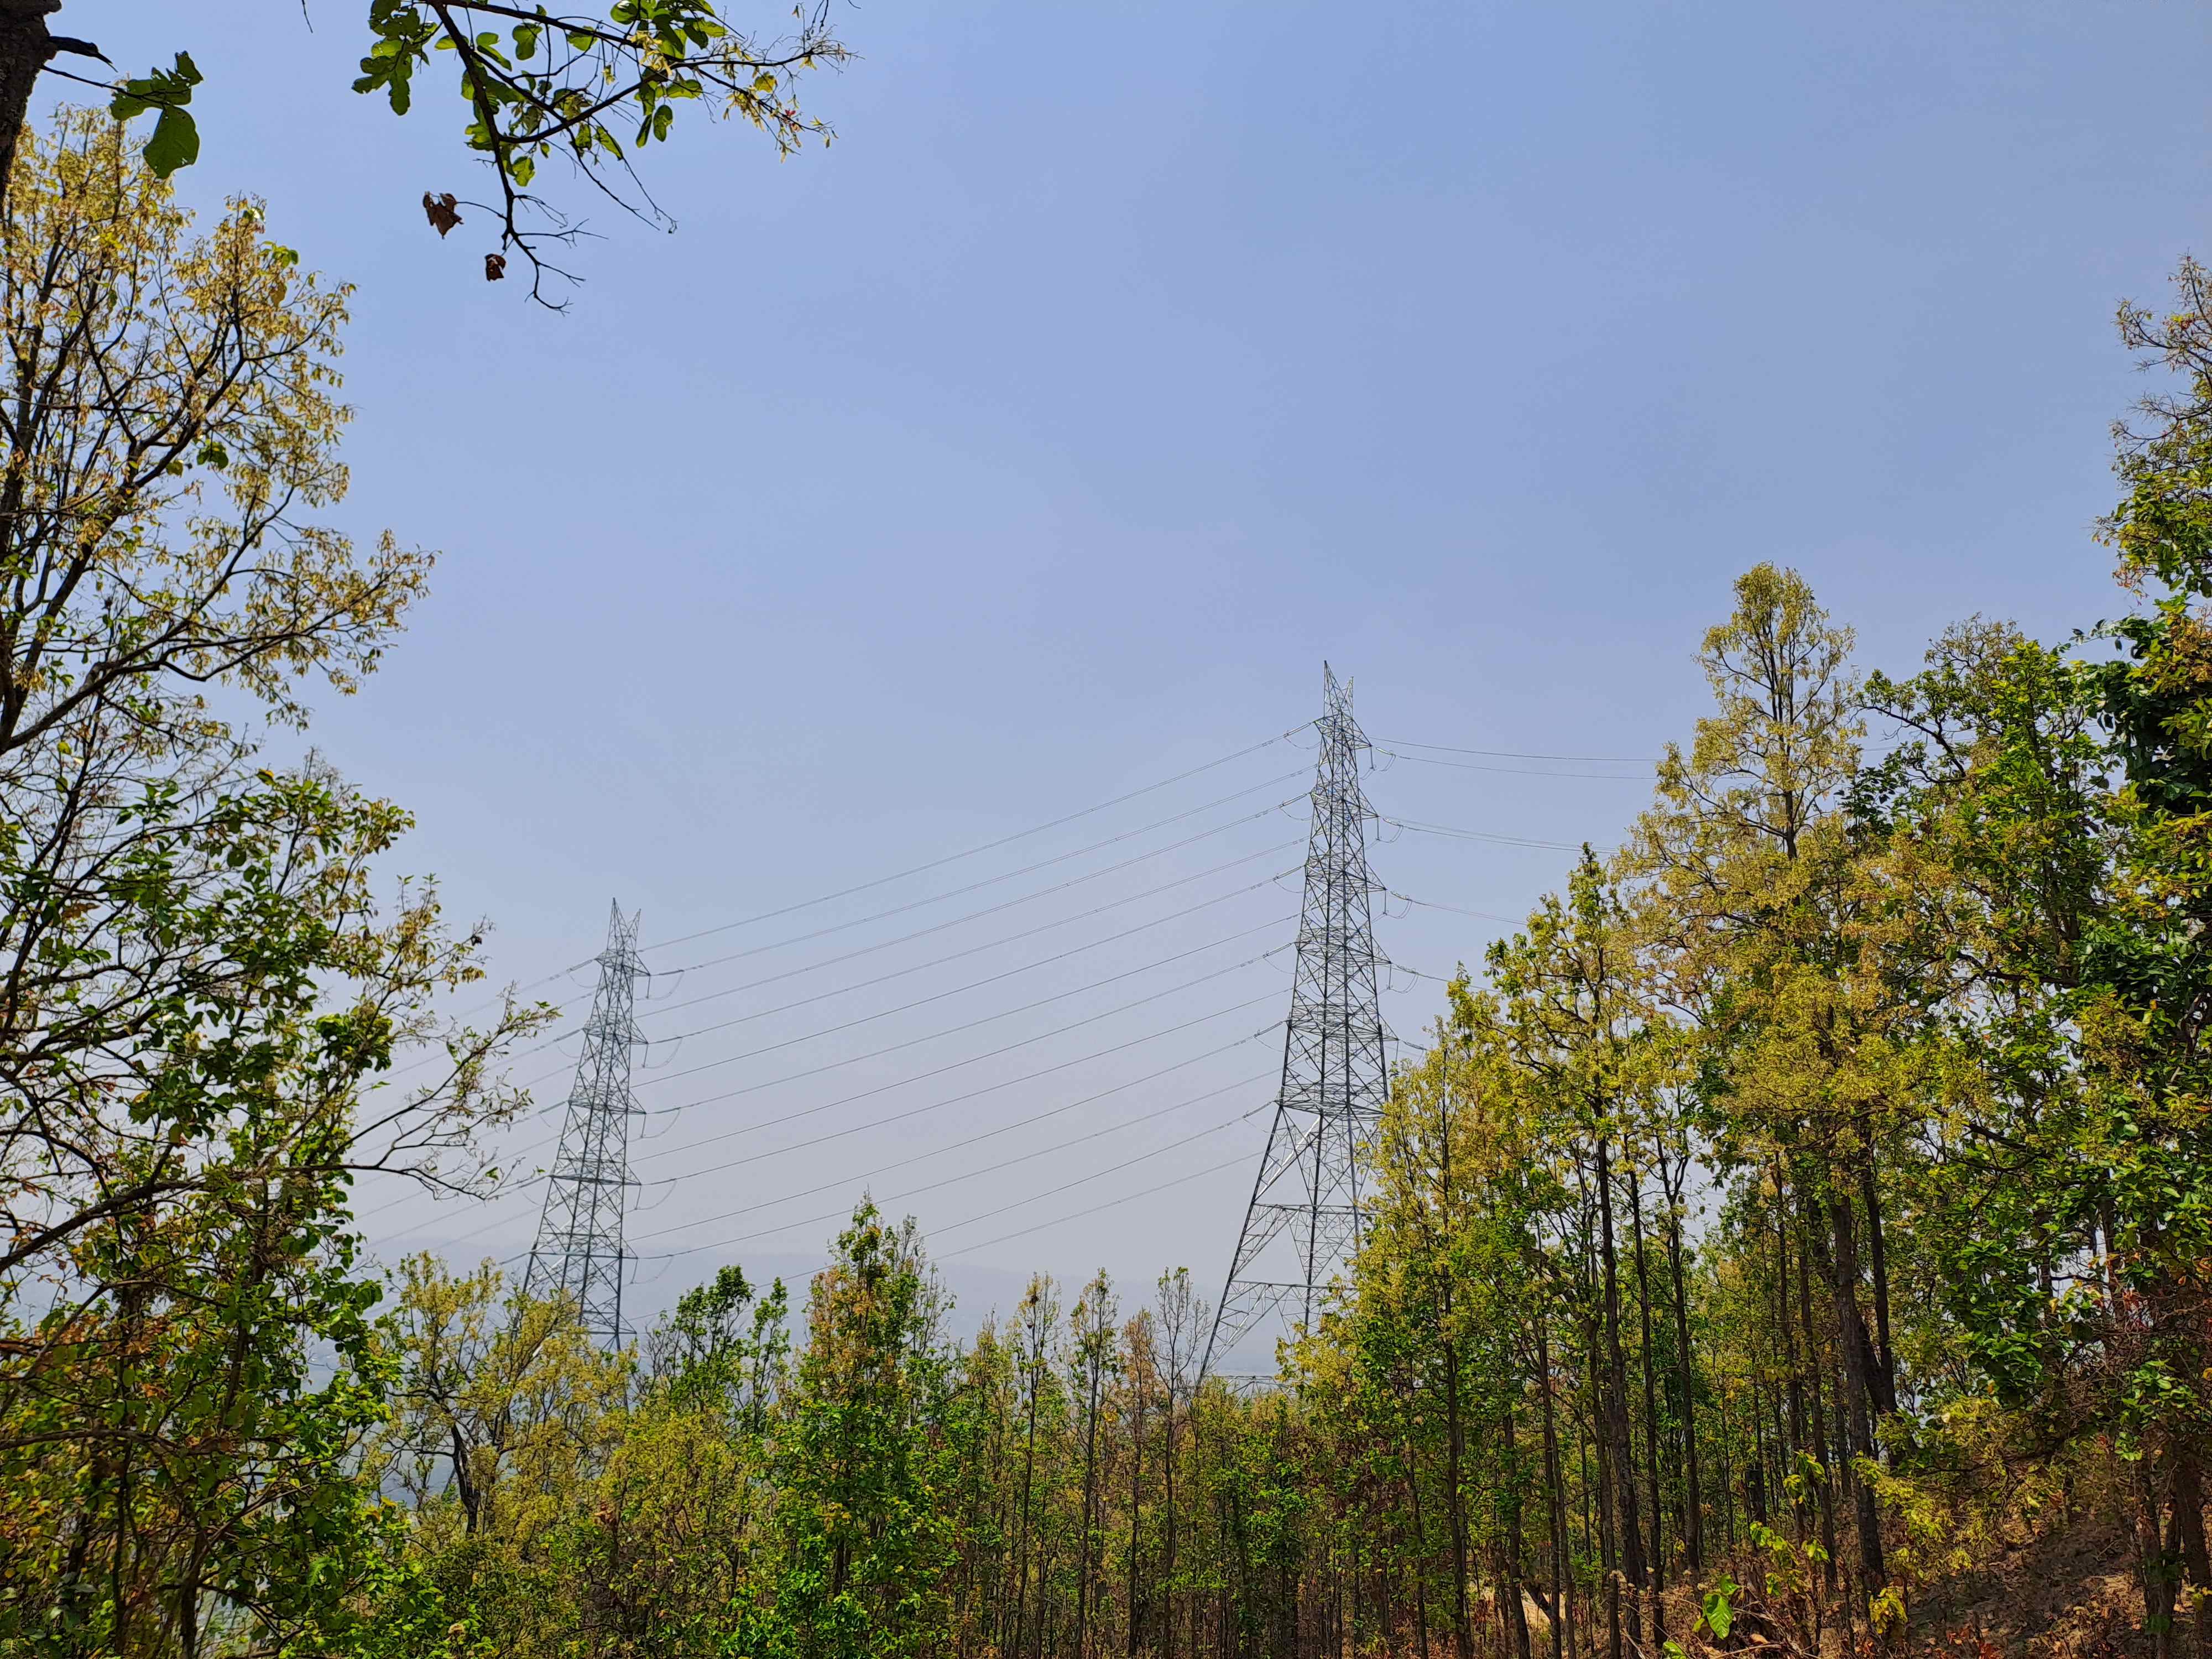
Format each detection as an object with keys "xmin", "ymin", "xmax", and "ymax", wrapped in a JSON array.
[
  {"xmin": 1700, "ymin": 1578, "xmax": 1736, "ymax": 1641},
  {"xmin": 111, "ymin": 53, "xmax": 204, "ymax": 179},
  {"xmin": 143, "ymin": 106, "xmax": 201, "ymax": 179}
]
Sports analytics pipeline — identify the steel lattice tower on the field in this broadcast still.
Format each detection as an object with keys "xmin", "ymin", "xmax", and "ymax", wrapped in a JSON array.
[
  {"xmin": 1204, "ymin": 665, "xmax": 1391, "ymax": 1378},
  {"xmin": 524, "ymin": 901, "xmax": 646, "ymax": 1346}
]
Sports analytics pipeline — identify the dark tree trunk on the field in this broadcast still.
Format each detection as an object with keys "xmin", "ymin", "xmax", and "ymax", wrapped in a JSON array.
[
  {"xmin": 1014, "ymin": 1356, "xmax": 1042, "ymax": 1659},
  {"xmin": 1443, "ymin": 1345, "xmax": 1475, "ymax": 1659},
  {"xmin": 1164, "ymin": 1393, "xmax": 1180, "ymax": 1659},
  {"xmin": 1825, "ymin": 1194, "xmax": 1888, "ymax": 1590},
  {"xmin": 1584, "ymin": 1239, "xmax": 1624, "ymax": 1659},
  {"xmin": 1773, "ymin": 1170, "xmax": 1807, "ymax": 1526},
  {"xmin": 1663, "ymin": 1154, "xmax": 1705, "ymax": 1571},
  {"xmin": 1746, "ymin": 1378, "xmax": 1768, "ymax": 1525},
  {"xmin": 0, "ymin": 2, "xmax": 61, "ymax": 205},
  {"xmin": 1595, "ymin": 1139, "xmax": 1648, "ymax": 1606},
  {"xmin": 1077, "ymin": 1357, "xmax": 1102, "ymax": 1658},
  {"xmin": 1505, "ymin": 1404, "xmax": 1535, "ymax": 1659},
  {"xmin": 1128, "ymin": 1366, "xmax": 1146, "ymax": 1659},
  {"xmin": 1627, "ymin": 1166, "xmax": 1668, "ymax": 1641},
  {"xmin": 1714, "ymin": 1375, "xmax": 1734, "ymax": 1558},
  {"xmin": 1537, "ymin": 1316, "xmax": 1573, "ymax": 1659},
  {"xmin": 2172, "ymin": 1452, "xmax": 2212, "ymax": 1659},
  {"xmin": 2141, "ymin": 1462, "xmax": 2179, "ymax": 1659},
  {"xmin": 1792, "ymin": 1190, "xmax": 1840, "ymax": 1595},
  {"xmin": 1401, "ymin": 1396, "xmax": 1435, "ymax": 1659},
  {"xmin": 1859, "ymin": 1160, "xmax": 1900, "ymax": 1421}
]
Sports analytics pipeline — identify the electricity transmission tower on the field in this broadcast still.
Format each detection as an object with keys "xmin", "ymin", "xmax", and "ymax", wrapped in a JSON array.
[
  {"xmin": 524, "ymin": 901, "xmax": 647, "ymax": 1346},
  {"xmin": 1203, "ymin": 665, "xmax": 1392, "ymax": 1379}
]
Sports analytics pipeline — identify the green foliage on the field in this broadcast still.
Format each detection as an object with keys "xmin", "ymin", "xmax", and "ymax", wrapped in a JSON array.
[
  {"xmin": 646, "ymin": 1261, "xmax": 790, "ymax": 1424},
  {"xmin": 108, "ymin": 53, "xmax": 201, "ymax": 178},
  {"xmin": 0, "ymin": 113, "xmax": 541, "ymax": 1658},
  {"xmin": 756, "ymin": 1205, "xmax": 954, "ymax": 1659},
  {"xmin": 25, "ymin": 86, "xmax": 2212, "ymax": 1656},
  {"xmin": 74, "ymin": 3, "xmax": 848, "ymax": 298},
  {"xmin": 1699, "ymin": 1573, "xmax": 1736, "ymax": 1639},
  {"xmin": 346, "ymin": 1, "xmax": 848, "ymax": 296}
]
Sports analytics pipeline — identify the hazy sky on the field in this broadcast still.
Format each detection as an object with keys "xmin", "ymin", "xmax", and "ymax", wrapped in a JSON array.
[{"xmin": 93, "ymin": 1, "xmax": 2212, "ymax": 1353}]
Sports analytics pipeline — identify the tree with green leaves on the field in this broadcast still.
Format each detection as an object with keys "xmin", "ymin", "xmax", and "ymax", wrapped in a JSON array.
[
  {"xmin": 758, "ymin": 1203, "xmax": 957, "ymax": 1659},
  {"xmin": 1486, "ymin": 854, "xmax": 1672, "ymax": 1658},
  {"xmin": 1623, "ymin": 565, "xmax": 1906, "ymax": 1619},
  {"xmin": 0, "ymin": 0, "xmax": 849, "ymax": 301},
  {"xmin": 0, "ymin": 111, "xmax": 541, "ymax": 1657}
]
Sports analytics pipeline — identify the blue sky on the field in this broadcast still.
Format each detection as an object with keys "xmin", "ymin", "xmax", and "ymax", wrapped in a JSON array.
[{"xmin": 93, "ymin": 0, "xmax": 2212, "ymax": 1346}]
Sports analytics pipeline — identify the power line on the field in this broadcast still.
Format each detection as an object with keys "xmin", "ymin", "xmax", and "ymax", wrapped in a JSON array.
[
  {"xmin": 641, "ymin": 733, "xmax": 1307, "ymax": 953},
  {"xmin": 943, "ymin": 1149, "xmax": 1256, "ymax": 1258},
  {"xmin": 407, "ymin": 964, "xmax": 1296, "ymax": 1248},
  {"xmin": 633, "ymin": 1061, "xmax": 1272, "ymax": 1248},
  {"xmin": 399, "ymin": 736, "xmax": 1623, "ymax": 1091},
  {"xmin": 640, "ymin": 781, "xmax": 1302, "ymax": 982},
  {"xmin": 424, "ymin": 832, "xmax": 1297, "ymax": 1112},
  {"xmin": 646, "ymin": 1093, "xmax": 1272, "ymax": 1264},
  {"xmin": 639, "ymin": 1035, "xmax": 1270, "ymax": 1199},
  {"xmin": 1395, "ymin": 892, "xmax": 1526, "ymax": 925},
  {"xmin": 377, "ymin": 782, "xmax": 1303, "ymax": 1086},
  {"xmin": 1381, "ymin": 815, "xmax": 1595, "ymax": 853},
  {"xmin": 640, "ymin": 881, "xmax": 1288, "ymax": 1052},
  {"xmin": 634, "ymin": 920, "xmax": 1293, "ymax": 1089},
  {"xmin": 378, "ymin": 919, "xmax": 1292, "ymax": 1212},
  {"xmin": 401, "ymin": 728, "xmax": 1598, "ymax": 1035},
  {"xmin": 633, "ymin": 988, "xmax": 1286, "ymax": 1166},
  {"xmin": 1379, "ymin": 736, "xmax": 1656, "ymax": 764},
  {"xmin": 383, "ymin": 974, "xmax": 1288, "ymax": 1242},
  {"xmin": 1374, "ymin": 748, "xmax": 1648, "ymax": 781},
  {"xmin": 625, "ymin": 843, "xmax": 1297, "ymax": 1026},
  {"xmin": 375, "ymin": 992, "xmax": 1285, "ymax": 1256},
  {"xmin": 379, "ymin": 1188, "xmax": 533, "ymax": 1255}
]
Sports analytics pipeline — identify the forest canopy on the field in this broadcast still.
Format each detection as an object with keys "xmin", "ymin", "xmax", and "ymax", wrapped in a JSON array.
[{"xmin": 6, "ymin": 103, "xmax": 2212, "ymax": 1659}]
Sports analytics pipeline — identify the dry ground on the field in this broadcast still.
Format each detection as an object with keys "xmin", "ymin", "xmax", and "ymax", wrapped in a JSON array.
[{"xmin": 1905, "ymin": 1509, "xmax": 2146, "ymax": 1658}]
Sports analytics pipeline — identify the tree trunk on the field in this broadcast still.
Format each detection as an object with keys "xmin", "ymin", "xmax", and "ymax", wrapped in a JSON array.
[
  {"xmin": 1404, "ymin": 1403, "xmax": 1436, "ymax": 1659},
  {"xmin": 1078, "ymin": 1358, "xmax": 1103, "ymax": 1658},
  {"xmin": 1826, "ymin": 1193, "xmax": 1888, "ymax": 1591},
  {"xmin": 2142, "ymin": 1462, "xmax": 2179, "ymax": 1659},
  {"xmin": 0, "ymin": 1, "xmax": 62, "ymax": 206},
  {"xmin": 1664, "ymin": 1156, "xmax": 1705, "ymax": 1571},
  {"xmin": 1792, "ymin": 1192, "xmax": 1840, "ymax": 1595},
  {"xmin": 1859, "ymin": 1160, "xmax": 1900, "ymax": 1421},
  {"xmin": 1746, "ymin": 1378, "xmax": 1768, "ymax": 1526},
  {"xmin": 1595, "ymin": 1139, "xmax": 1648, "ymax": 1621},
  {"xmin": 1772, "ymin": 1168, "xmax": 1807, "ymax": 1540},
  {"xmin": 1164, "ymin": 1393, "xmax": 1180, "ymax": 1659},
  {"xmin": 1627, "ymin": 1166, "xmax": 1668, "ymax": 1641},
  {"xmin": 1444, "ymin": 1345, "xmax": 1476, "ymax": 1659},
  {"xmin": 1129, "ymin": 1365, "xmax": 1146, "ymax": 1659},
  {"xmin": 1585, "ymin": 1255, "xmax": 1623, "ymax": 1659},
  {"xmin": 1505, "ymin": 1404, "xmax": 1535, "ymax": 1659},
  {"xmin": 1014, "ymin": 1360, "xmax": 1041, "ymax": 1659},
  {"xmin": 1538, "ymin": 1316, "xmax": 1573, "ymax": 1659},
  {"xmin": 2173, "ymin": 1451, "xmax": 2212, "ymax": 1659}
]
